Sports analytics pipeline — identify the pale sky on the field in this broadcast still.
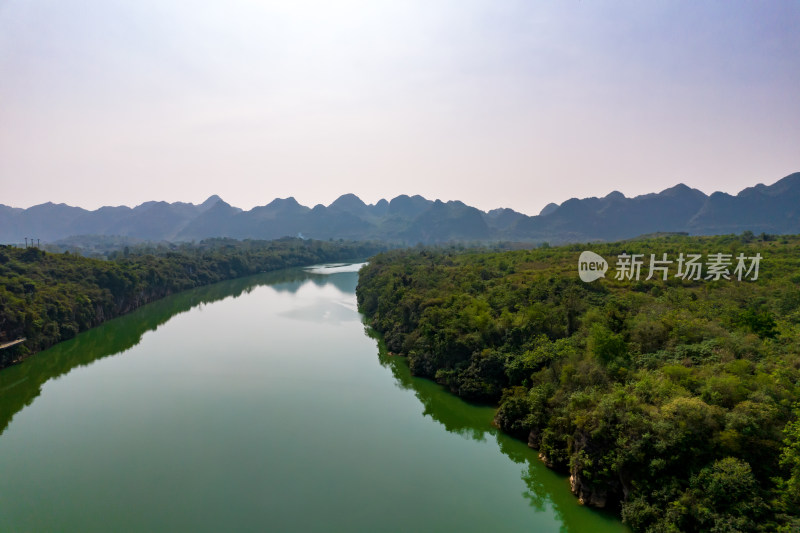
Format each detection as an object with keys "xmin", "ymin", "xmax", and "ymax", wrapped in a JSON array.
[{"xmin": 1, "ymin": 1, "xmax": 798, "ymax": 215}]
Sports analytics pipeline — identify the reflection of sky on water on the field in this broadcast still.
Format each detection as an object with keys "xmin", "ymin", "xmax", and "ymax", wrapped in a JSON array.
[
  {"xmin": 277, "ymin": 267, "xmax": 361, "ymax": 324},
  {"xmin": 0, "ymin": 260, "xmax": 627, "ymax": 532},
  {"xmin": 279, "ymin": 299, "xmax": 359, "ymax": 325},
  {"xmin": 271, "ymin": 267, "xmax": 361, "ymax": 296},
  {"xmin": 303, "ymin": 263, "xmax": 366, "ymax": 275},
  {"xmin": 0, "ymin": 265, "xmax": 361, "ymax": 436}
]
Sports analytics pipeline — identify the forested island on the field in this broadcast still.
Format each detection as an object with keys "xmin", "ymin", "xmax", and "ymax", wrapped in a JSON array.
[
  {"xmin": 357, "ymin": 234, "xmax": 800, "ymax": 531},
  {"xmin": 0, "ymin": 237, "xmax": 385, "ymax": 367}
]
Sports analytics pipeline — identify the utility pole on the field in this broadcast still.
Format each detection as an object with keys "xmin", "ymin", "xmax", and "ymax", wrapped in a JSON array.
[
  {"xmin": 37, "ymin": 239, "xmax": 40, "ymax": 248},
  {"xmin": 24, "ymin": 237, "xmax": 27, "ymax": 248}
]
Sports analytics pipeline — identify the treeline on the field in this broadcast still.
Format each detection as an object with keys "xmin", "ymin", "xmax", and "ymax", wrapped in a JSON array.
[
  {"xmin": 356, "ymin": 233, "xmax": 800, "ymax": 532},
  {"xmin": 0, "ymin": 237, "xmax": 385, "ymax": 367}
]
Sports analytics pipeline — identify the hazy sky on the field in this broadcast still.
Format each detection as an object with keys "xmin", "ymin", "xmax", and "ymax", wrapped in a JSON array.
[{"xmin": 1, "ymin": 1, "xmax": 798, "ymax": 215}]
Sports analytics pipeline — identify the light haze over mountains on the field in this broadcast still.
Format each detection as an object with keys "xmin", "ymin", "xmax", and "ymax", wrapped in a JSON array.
[
  {"xmin": 2, "ymin": 3, "xmax": 798, "ymax": 215},
  {"xmin": 1, "ymin": 173, "xmax": 798, "ymax": 245}
]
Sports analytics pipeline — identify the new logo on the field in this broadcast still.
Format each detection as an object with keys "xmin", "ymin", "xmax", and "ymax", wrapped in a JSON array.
[{"xmin": 578, "ymin": 251, "xmax": 608, "ymax": 282}]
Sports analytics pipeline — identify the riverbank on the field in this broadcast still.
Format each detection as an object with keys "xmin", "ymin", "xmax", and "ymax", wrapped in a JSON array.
[
  {"xmin": 0, "ymin": 238, "xmax": 386, "ymax": 368},
  {"xmin": 356, "ymin": 235, "xmax": 800, "ymax": 531},
  {"xmin": 0, "ymin": 262, "xmax": 627, "ymax": 532}
]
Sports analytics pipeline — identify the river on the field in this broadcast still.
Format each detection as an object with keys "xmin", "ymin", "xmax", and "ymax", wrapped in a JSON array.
[{"xmin": 0, "ymin": 264, "xmax": 627, "ymax": 532}]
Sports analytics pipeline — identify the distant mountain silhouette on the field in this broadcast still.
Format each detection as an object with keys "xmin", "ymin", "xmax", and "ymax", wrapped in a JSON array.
[
  {"xmin": 402, "ymin": 200, "xmax": 491, "ymax": 242},
  {"xmin": 510, "ymin": 183, "xmax": 711, "ymax": 242},
  {"xmin": 686, "ymin": 173, "xmax": 800, "ymax": 235},
  {"xmin": 484, "ymin": 208, "xmax": 527, "ymax": 230},
  {"xmin": 1, "ymin": 172, "xmax": 798, "ymax": 245}
]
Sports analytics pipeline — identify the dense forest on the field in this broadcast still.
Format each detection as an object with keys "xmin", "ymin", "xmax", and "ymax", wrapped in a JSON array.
[
  {"xmin": 357, "ymin": 234, "xmax": 800, "ymax": 531},
  {"xmin": 0, "ymin": 237, "xmax": 385, "ymax": 367}
]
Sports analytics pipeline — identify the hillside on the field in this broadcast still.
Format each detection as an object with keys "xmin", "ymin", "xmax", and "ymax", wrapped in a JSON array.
[
  {"xmin": 0, "ymin": 238, "xmax": 385, "ymax": 367},
  {"xmin": 2, "ymin": 172, "xmax": 799, "ymax": 245},
  {"xmin": 356, "ymin": 234, "xmax": 800, "ymax": 531}
]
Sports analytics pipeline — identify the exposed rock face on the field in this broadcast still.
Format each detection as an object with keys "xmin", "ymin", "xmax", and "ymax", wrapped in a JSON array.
[
  {"xmin": 527, "ymin": 430, "xmax": 539, "ymax": 448},
  {"xmin": 569, "ymin": 470, "xmax": 608, "ymax": 508},
  {"xmin": 569, "ymin": 431, "xmax": 612, "ymax": 508},
  {"xmin": 527, "ymin": 429, "xmax": 554, "ymax": 468},
  {"xmin": 527, "ymin": 426, "xmax": 622, "ymax": 509},
  {"xmin": 537, "ymin": 452, "xmax": 553, "ymax": 468}
]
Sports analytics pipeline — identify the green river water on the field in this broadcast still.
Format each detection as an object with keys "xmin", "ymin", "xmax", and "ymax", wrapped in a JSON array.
[{"xmin": 0, "ymin": 264, "xmax": 627, "ymax": 532}]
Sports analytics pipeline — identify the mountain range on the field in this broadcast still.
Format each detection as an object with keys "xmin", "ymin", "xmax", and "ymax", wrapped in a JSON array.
[{"xmin": 1, "ymin": 172, "xmax": 798, "ymax": 245}]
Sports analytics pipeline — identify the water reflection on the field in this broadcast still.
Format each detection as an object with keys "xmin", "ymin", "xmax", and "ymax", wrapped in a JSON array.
[
  {"xmin": 373, "ymin": 336, "xmax": 492, "ymax": 441},
  {"xmin": 368, "ymin": 328, "xmax": 627, "ymax": 533},
  {"xmin": 0, "ymin": 266, "xmax": 357, "ymax": 436},
  {"xmin": 0, "ymin": 262, "xmax": 625, "ymax": 532}
]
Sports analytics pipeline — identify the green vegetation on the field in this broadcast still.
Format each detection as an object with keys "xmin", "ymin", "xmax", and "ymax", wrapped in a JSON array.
[
  {"xmin": 0, "ymin": 237, "xmax": 385, "ymax": 367},
  {"xmin": 356, "ymin": 234, "xmax": 800, "ymax": 531}
]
